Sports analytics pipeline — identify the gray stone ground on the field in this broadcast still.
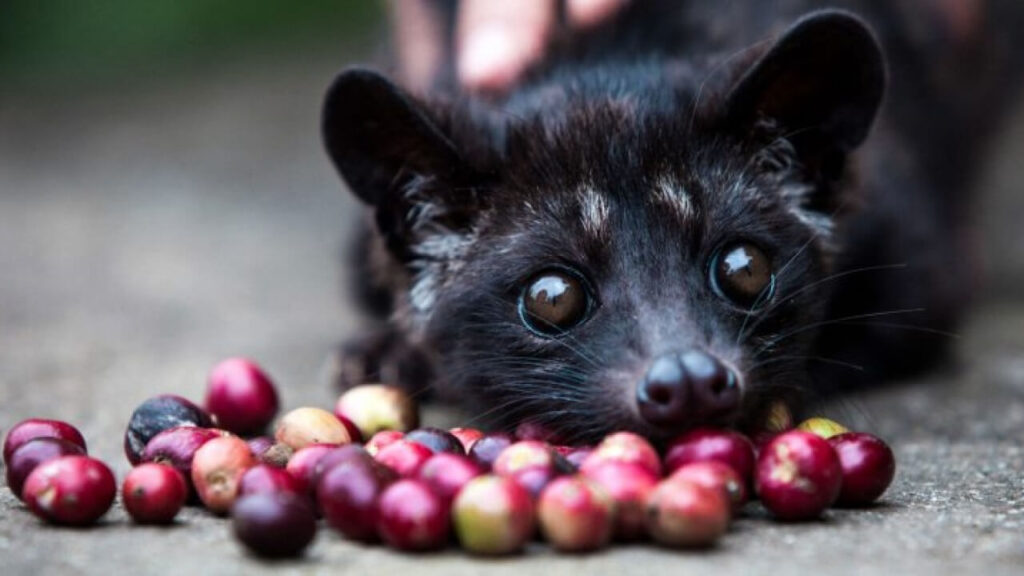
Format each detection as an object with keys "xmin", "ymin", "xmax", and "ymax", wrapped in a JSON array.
[{"xmin": 1, "ymin": 49, "xmax": 1023, "ymax": 576}]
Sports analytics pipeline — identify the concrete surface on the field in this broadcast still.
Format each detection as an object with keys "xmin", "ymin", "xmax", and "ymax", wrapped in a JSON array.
[{"xmin": 1, "ymin": 50, "xmax": 1024, "ymax": 576}]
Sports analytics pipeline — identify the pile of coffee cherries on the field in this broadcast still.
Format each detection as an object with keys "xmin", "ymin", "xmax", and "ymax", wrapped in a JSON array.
[{"xmin": 2, "ymin": 357, "xmax": 896, "ymax": 558}]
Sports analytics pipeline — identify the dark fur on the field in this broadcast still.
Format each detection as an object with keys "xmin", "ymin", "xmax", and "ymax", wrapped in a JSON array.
[{"xmin": 322, "ymin": 1, "xmax": 1024, "ymax": 442}]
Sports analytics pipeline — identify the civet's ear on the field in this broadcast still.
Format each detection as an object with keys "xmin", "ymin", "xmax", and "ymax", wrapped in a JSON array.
[
  {"xmin": 322, "ymin": 68, "xmax": 482, "ymax": 259},
  {"xmin": 727, "ymin": 10, "xmax": 885, "ymax": 171}
]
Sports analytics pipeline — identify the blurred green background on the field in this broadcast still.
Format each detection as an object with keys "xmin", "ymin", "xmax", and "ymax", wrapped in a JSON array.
[{"xmin": 0, "ymin": 0, "xmax": 384, "ymax": 87}]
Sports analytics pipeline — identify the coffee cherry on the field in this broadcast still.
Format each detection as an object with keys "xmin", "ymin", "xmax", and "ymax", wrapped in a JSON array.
[
  {"xmin": 274, "ymin": 407, "xmax": 351, "ymax": 451},
  {"xmin": 125, "ymin": 395, "xmax": 213, "ymax": 465},
  {"xmin": 318, "ymin": 457, "xmax": 396, "ymax": 541},
  {"xmin": 377, "ymin": 479, "xmax": 450, "ymax": 551},
  {"xmin": 405, "ymin": 427, "xmax": 465, "ymax": 455},
  {"xmin": 565, "ymin": 447, "xmax": 593, "ymax": 470},
  {"xmin": 205, "ymin": 358, "xmax": 279, "ymax": 436},
  {"xmin": 493, "ymin": 441, "xmax": 553, "ymax": 474},
  {"xmin": 311, "ymin": 444, "xmax": 373, "ymax": 488},
  {"xmin": 646, "ymin": 478, "xmax": 730, "ymax": 548},
  {"xmin": 580, "ymin": 432, "xmax": 660, "ymax": 477},
  {"xmin": 191, "ymin": 436, "xmax": 256, "ymax": 514},
  {"xmin": 232, "ymin": 492, "xmax": 317, "ymax": 558},
  {"xmin": 122, "ymin": 463, "xmax": 187, "ymax": 524},
  {"xmin": 238, "ymin": 464, "xmax": 304, "ymax": 497},
  {"xmin": 467, "ymin": 433, "xmax": 514, "ymax": 471},
  {"xmin": 141, "ymin": 426, "xmax": 224, "ymax": 498},
  {"xmin": 797, "ymin": 417, "xmax": 850, "ymax": 440},
  {"xmin": 334, "ymin": 384, "xmax": 419, "ymax": 439},
  {"xmin": 375, "ymin": 439, "xmax": 434, "ymax": 477},
  {"xmin": 749, "ymin": 401, "xmax": 794, "ymax": 448},
  {"xmin": 669, "ymin": 461, "xmax": 747, "ymax": 513},
  {"xmin": 755, "ymin": 431, "xmax": 842, "ymax": 521},
  {"xmin": 494, "ymin": 440, "xmax": 570, "ymax": 497},
  {"xmin": 580, "ymin": 461, "xmax": 658, "ymax": 540},
  {"xmin": 417, "ymin": 452, "xmax": 483, "ymax": 506},
  {"xmin": 365, "ymin": 430, "xmax": 405, "ymax": 456},
  {"xmin": 452, "ymin": 475, "xmax": 535, "ymax": 555},
  {"xmin": 4, "ymin": 419, "xmax": 87, "ymax": 465},
  {"xmin": 285, "ymin": 443, "xmax": 336, "ymax": 498},
  {"xmin": 6, "ymin": 438, "xmax": 85, "ymax": 499},
  {"xmin": 449, "ymin": 427, "xmax": 484, "ymax": 452},
  {"xmin": 828, "ymin": 432, "xmax": 896, "ymax": 507},
  {"xmin": 22, "ymin": 455, "xmax": 116, "ymax": 526},
  {"xmin": 303, "ymin": 444, "xmax": 376, "ymax": 510},
  {"xmin": 336, "ymin": 414, "xmax": 363, "ymax": 444},
  {"xmin": 664, "ymin": 428, "xmax": 755, "ymax": 485},
  {"xmin": 246, "ymin": 436, "xmax": 275, "ymax": 461},
  {"xmin": 510, "ymin": 466, "xmax": 563, "ymax": 498},
  {"xmin": 538, "ymin": 476, "xmax": 614, "ymax": 552}
]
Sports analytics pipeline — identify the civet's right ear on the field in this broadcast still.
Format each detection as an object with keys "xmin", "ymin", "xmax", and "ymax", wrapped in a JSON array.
[{"xmin": 322, "ymin": 68, "xmax": 484, "ymax": 260}]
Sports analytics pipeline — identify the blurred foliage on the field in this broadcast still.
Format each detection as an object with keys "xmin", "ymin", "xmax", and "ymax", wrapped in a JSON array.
[{"xmin": 0, "ymin": 0, "xmax": 384, "ymax": 86}]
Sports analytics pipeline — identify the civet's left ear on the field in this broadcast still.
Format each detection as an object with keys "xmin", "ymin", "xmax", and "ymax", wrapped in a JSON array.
[{"xmin": 727, "ymin": 10, "xmax": 886, "ymax": 175}]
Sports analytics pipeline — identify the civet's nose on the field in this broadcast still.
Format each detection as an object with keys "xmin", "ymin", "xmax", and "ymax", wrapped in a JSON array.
[{"xmin": 636, "ymin": 350, "xmax": 741, "ymax": 428}]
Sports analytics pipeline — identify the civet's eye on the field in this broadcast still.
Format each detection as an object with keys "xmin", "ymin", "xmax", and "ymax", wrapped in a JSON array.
[
  {"xmin": 519, "ymin": 269, "xmax": 592, "ymax": 336},
  {"xmin": 711, "ymin": 242, "xmax": 775, "ymax": 310}
]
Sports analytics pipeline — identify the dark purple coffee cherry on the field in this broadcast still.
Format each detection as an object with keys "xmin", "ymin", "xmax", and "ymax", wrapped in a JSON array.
[
  {"xmin": 4, "ymin": 418, "xmax": 87, "ymax": 465},
  {"xmin": 467, "ymin": 433, "xmax": 514, "ymax": 471},
  {"xmin": 125, "ymin": 395, "xmax": 213, "ymax": 465},
  {"xmin": 311, "ymin": 444, "xmax": 373, "ymax": 487},
  {"xmin": 232, "ymin": 492, "xmax": 317, "ymax": 558},
  {"xmin": 405, "ymin": 427, "xmax": 465, "ymax": 455},
  {"xmin": 285, "ymin": 443, "xmax": 334, "ymax": 498},
  {"xmin": 318, "ymin": 457, "xmax": 396, "ymax": 542},
  {"xmin": 6, "ymin": 437, "xmax": 85, "ymax": 499}
]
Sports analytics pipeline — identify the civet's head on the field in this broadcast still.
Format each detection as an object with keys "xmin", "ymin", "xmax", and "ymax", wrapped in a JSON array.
[{"xmin": 323, "ymin": 11, "xmax": 885, "ymax": 442}]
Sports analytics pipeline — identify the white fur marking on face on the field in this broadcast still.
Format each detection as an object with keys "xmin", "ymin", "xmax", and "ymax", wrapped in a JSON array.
[
  {"xmin": 405, "ymin": 225, "xmax": 477, "ymax": 334},
  {"xmin": 749, "ymin": 133, "xmax": 836, "ymax": 247},
  {"xmin": 788, "ymin": 203, "xmax": 835, "ymax": 240},
  {"xmin": 408, "ymin": 269, "xmax": 438, "ymax": 319},
  {"xmin": 778, "ymin": 180, "xmax": 835, "ymax": 243},
  {"xmin": 653, "ymin": 177, "xmax": 695, "ymax": 221},
  {"xmin": 579, "ymin": 186, "xmax": 610, "ymax": 239}
]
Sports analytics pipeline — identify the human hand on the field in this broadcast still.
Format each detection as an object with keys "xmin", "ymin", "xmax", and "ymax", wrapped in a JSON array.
[
  {"xmin": 390, "ymin": 0, "xmax": 628, "ymax": 93},
  {"xmin": 456, "ymin": 0, "xmax": 628, "ymax": 91}
]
